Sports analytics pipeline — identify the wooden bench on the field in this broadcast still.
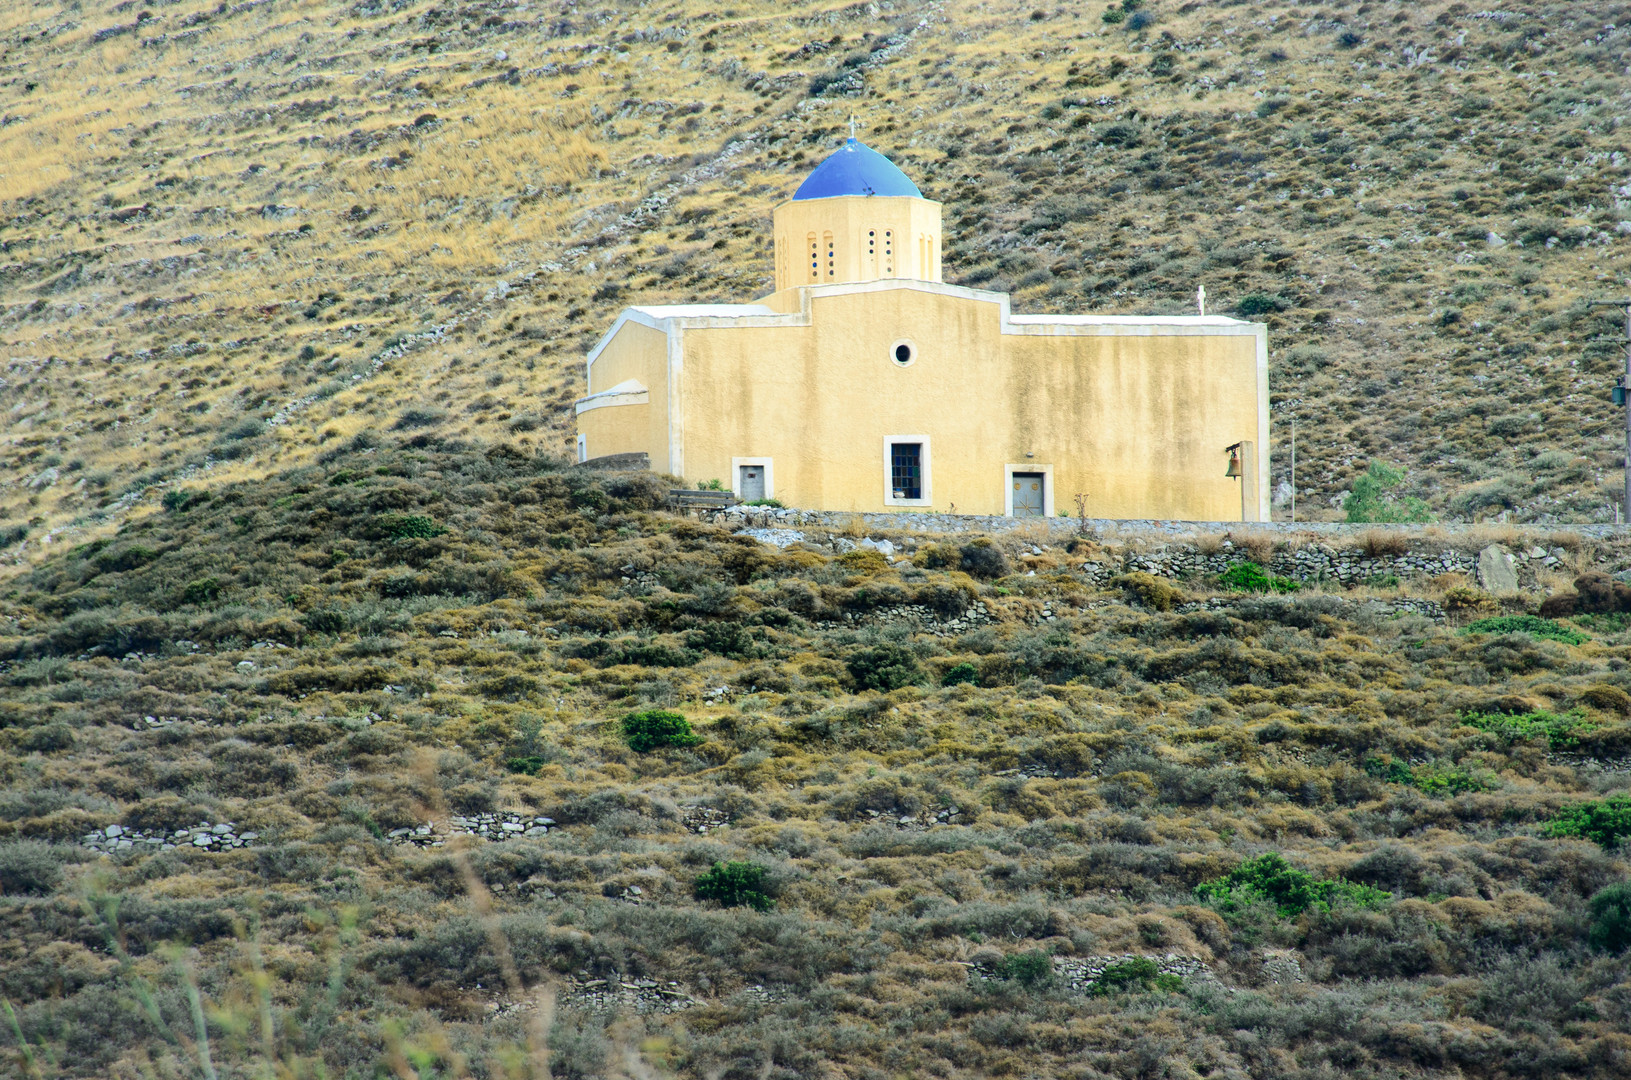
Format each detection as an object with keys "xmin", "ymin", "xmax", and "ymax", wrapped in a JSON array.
[{"xmin": 667, "ymin": 489, "xmax": 741, "ymax": 515}]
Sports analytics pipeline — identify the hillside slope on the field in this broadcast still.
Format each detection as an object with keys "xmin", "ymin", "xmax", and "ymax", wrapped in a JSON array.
[
  {"xmin": 6, "ymin": 0, "xmax": 1631, "ymax": 544},
  {"xmin": 2, "ymin": 441, "xmax": 1631, "ymax": 1077}
]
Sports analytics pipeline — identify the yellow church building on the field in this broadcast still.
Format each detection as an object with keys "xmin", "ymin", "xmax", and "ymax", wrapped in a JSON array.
[{"xmin": 575, "ymin": 138, "xmax": 1269, "ymax": 521}]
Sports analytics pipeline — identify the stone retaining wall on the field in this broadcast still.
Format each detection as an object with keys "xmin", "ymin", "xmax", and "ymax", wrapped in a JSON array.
[
  {"xmin": 700, "ymin": 504, "xmax": 1626, "ymax": 542},
  {"xmin": 712, "ymin": 506, "xmax": 1617, "ymax": 591}
]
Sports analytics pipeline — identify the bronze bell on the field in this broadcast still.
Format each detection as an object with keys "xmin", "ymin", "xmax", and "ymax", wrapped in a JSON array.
[{"xmin": 1225, "ymin": 447, "xmax": 1242, "ymax": 478}]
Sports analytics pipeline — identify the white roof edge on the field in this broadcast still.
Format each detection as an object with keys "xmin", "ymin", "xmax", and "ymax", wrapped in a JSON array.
[
  {"xmin": 578, "ymin": 378, "xmax": 647, "ymax": 400},
  {"xmin": 627, "ymin": 303, "xmax": 776, "ymax": 318},
  {"xmin": 587, "ymin": 305, "xmax": 780, "ymax": 374},
  {"xmin": 1008, "ymin": 313, "xmax": 1250, "ymax": 326}
]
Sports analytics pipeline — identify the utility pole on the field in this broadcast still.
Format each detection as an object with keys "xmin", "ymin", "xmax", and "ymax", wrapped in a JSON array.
[{"xmin": 1600, "ymin": 281, "xmax": 1631, "ymax": 523}]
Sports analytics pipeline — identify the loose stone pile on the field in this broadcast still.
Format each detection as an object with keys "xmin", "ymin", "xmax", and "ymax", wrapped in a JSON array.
[
  {"xmin": 681, "ymin": 805, "xmax": 730, "ymax": 833},
  {"xmin": 134, "ymin": 714, "xmax": 204, "ymax": 729},
  {"xmin": 81, "ymin": 822, "xmax": 258, "ymax": 854},
  {"xmin": 825, "ymin": 601, "xmax": 992, "ymax": 636},
  {"xmin": 386, "ymin": 812, "xmax": 557, "ymax": 847},
  {"xmin": 1052, "ymin": 954, "xmax": 1217, "ymax": 993},
  {"xmin": 562, "ymin": 975, "xmax": 698, "ymax": 1014},
  {"xmin": 857, "ymin": 805, "xmax": 967, "ymax": 829}
]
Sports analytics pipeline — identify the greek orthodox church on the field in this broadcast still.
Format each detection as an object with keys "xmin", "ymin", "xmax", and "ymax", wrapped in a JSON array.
[{"xmin": 575, "ymin": 137, "xmax": 1269, "ymax": 521}]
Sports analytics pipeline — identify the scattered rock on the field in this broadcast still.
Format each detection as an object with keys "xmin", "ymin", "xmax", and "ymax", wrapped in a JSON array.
[
  {"xmin": 681, "ymin": 805, "xmax": 729, "ymax": 834},
  {"xmin": 1476, "ymin": 544, "xmax": 1519, "ymax": 593}
]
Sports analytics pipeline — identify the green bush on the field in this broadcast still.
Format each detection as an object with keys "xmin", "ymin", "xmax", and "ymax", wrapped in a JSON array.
[
  {"xmin": 959, "ymin": 538, "xmax": 1010, "ymax": 579},
  {"xmin": 941, "ymin": 662, "xmax": 979, "ymax": 687},
  {"xmin": 1088, "ymin": 957, "xmax": 1182, "ymax": 996},
  {"xmin": 621, "ymin": 710, "xmax": 701, "ymax": 753},
  {"xmin": 1219, "ymin": 561, "xmax": 1299, "ymax": 594},
  {"xmin": 1587, "ymin": 882, "xmax": 1631, "ymax": 953},
  {"xmin": 1463, "ymin": 708, "xmax": 1592, "ymax": 749},
  {"xmin": 1344, "ymin": 461, "xmax": 1433, "ymax": 524},
  {"xmin": 506, "ymin": 756, "xmax": 548, "ymax": 776},
  {"xmin": 992, "ymin": 950, "xmax": 1053, "ymax": 986},
  {"xmin": 94, "ymin": 545, "xmax": 158, "ymax": 573},
  {"xmin": 606, "ymin": 641, "xmax": 702, "ymax": 668},
  {"xmin": 20, "ymin": 723, "xmax": 76, "ymax": 753},
  {"xmin": 302, "ymin": 608, "xmax": 348, "ymax": 634},
  {"xmin": 1364, "ymin": 755, "xmax": 1492, "ymax": 796},
  {"xmin": 181, "ymin": 577, "xmax": 221, "ymax": 604},
  {"xmin": 846, "ymin": 643, "xmax": 925, "ymax": 692},
  {"xmin": 1546, "ymin": 795, "xmax": 1631, "ymax": 849},
  {"xmin": 745, "ymin": 498, "xmax": 784, "ymax": 508},
  {"xmin": 1196, "ymin": 853, "xmax": 1391, "ymax": 918},
  {"xmin": 1463, "ymin": 615, "xmax": 1586, "ymax": 645},
  {"xmin": 1234, "ymin": 293, "xmax": 1287, "ymax": 317},
  {"xmin": 694, "ymin": 860, "xmax": 774, "ymax": 911},
  {"xmin": 377, "ymin": 513, "xmax": 446, "ymax": 540},
  {"xmin": 0, "ymin": 840, "xmax": 67, "ymax": 895}
]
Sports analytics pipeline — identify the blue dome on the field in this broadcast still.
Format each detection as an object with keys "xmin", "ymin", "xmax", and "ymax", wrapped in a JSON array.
[{"xmin": 792, "ymin": 138, "xmax": 923, "ymax": 200}]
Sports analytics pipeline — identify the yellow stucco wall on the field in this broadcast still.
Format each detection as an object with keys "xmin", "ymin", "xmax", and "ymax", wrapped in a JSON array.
[
  {"xmin": 771, "ymin": 195, "xmax": 943, "ymax": 291},
  {"xmin": 578, "ymin": 281, "xmax": 1269, "ymax": 521},
  {"xmin": 576, "ymin": 318, "xmax": 670, "ymax": 472}
]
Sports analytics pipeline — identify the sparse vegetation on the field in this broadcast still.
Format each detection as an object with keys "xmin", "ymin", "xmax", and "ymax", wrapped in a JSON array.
[
  {"xmin": 1464, "ymin": 614, "xmax": 1588, "ymax": 645},
  {"xmin": 992, "ymin": 950, "xmax": 1054, "ymax": 986},
  {"xmin": 1344, "ymin": 461, "xmax": 1433, "ymax": 524},
  {"xmin": 2, "ymin": 442, "xmax": 1631, "ymax": 1077},
  {"xmin": 1088, "ymin": 957, "xmax": 1182, "ymax": 996}
]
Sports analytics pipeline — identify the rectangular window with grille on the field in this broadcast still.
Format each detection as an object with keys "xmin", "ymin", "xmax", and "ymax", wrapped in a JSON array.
[{"xmin": 890, "ymin": 443, "xmax": 922, "ymax": 500}]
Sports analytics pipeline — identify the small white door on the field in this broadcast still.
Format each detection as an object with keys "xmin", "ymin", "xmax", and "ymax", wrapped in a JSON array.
[{"xmin": 739, "ymin": 465, "xmax": 765, "ymax": 502}]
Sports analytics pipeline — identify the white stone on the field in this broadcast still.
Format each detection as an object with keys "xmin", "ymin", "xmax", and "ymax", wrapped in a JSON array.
[
  {"xmin": 104, "ymin": 824, "xmax": 124, "ymax": 837},
  {"xmin": 1476, "ymin": 544, "xmax": 1519, "ymax": 593}
]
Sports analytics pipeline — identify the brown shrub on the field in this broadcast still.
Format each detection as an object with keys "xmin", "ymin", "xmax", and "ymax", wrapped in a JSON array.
[
  {"xmin": 1578, "ymin": 684, "xmax": 1631, "ymax": 716},
  {"xmin": 1442, "ymin": 584, "xmax": 1496, "ymax": 619},
  {"xmin": 1359, "ymin": 530, "xmax": 1410, "ymax": 557},
  {"xmin": 1231, "ymin": 531, "xmax": 1279, "ymax": 564},
  {"xmin": 1113, "ymin": 572, "xmax": 1185, "ymax": 612}
]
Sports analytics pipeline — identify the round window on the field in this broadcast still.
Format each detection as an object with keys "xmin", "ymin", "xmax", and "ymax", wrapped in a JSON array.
[{"xmin": 890, "ymin": 339, "xmax": 917, "ymax": 367}]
